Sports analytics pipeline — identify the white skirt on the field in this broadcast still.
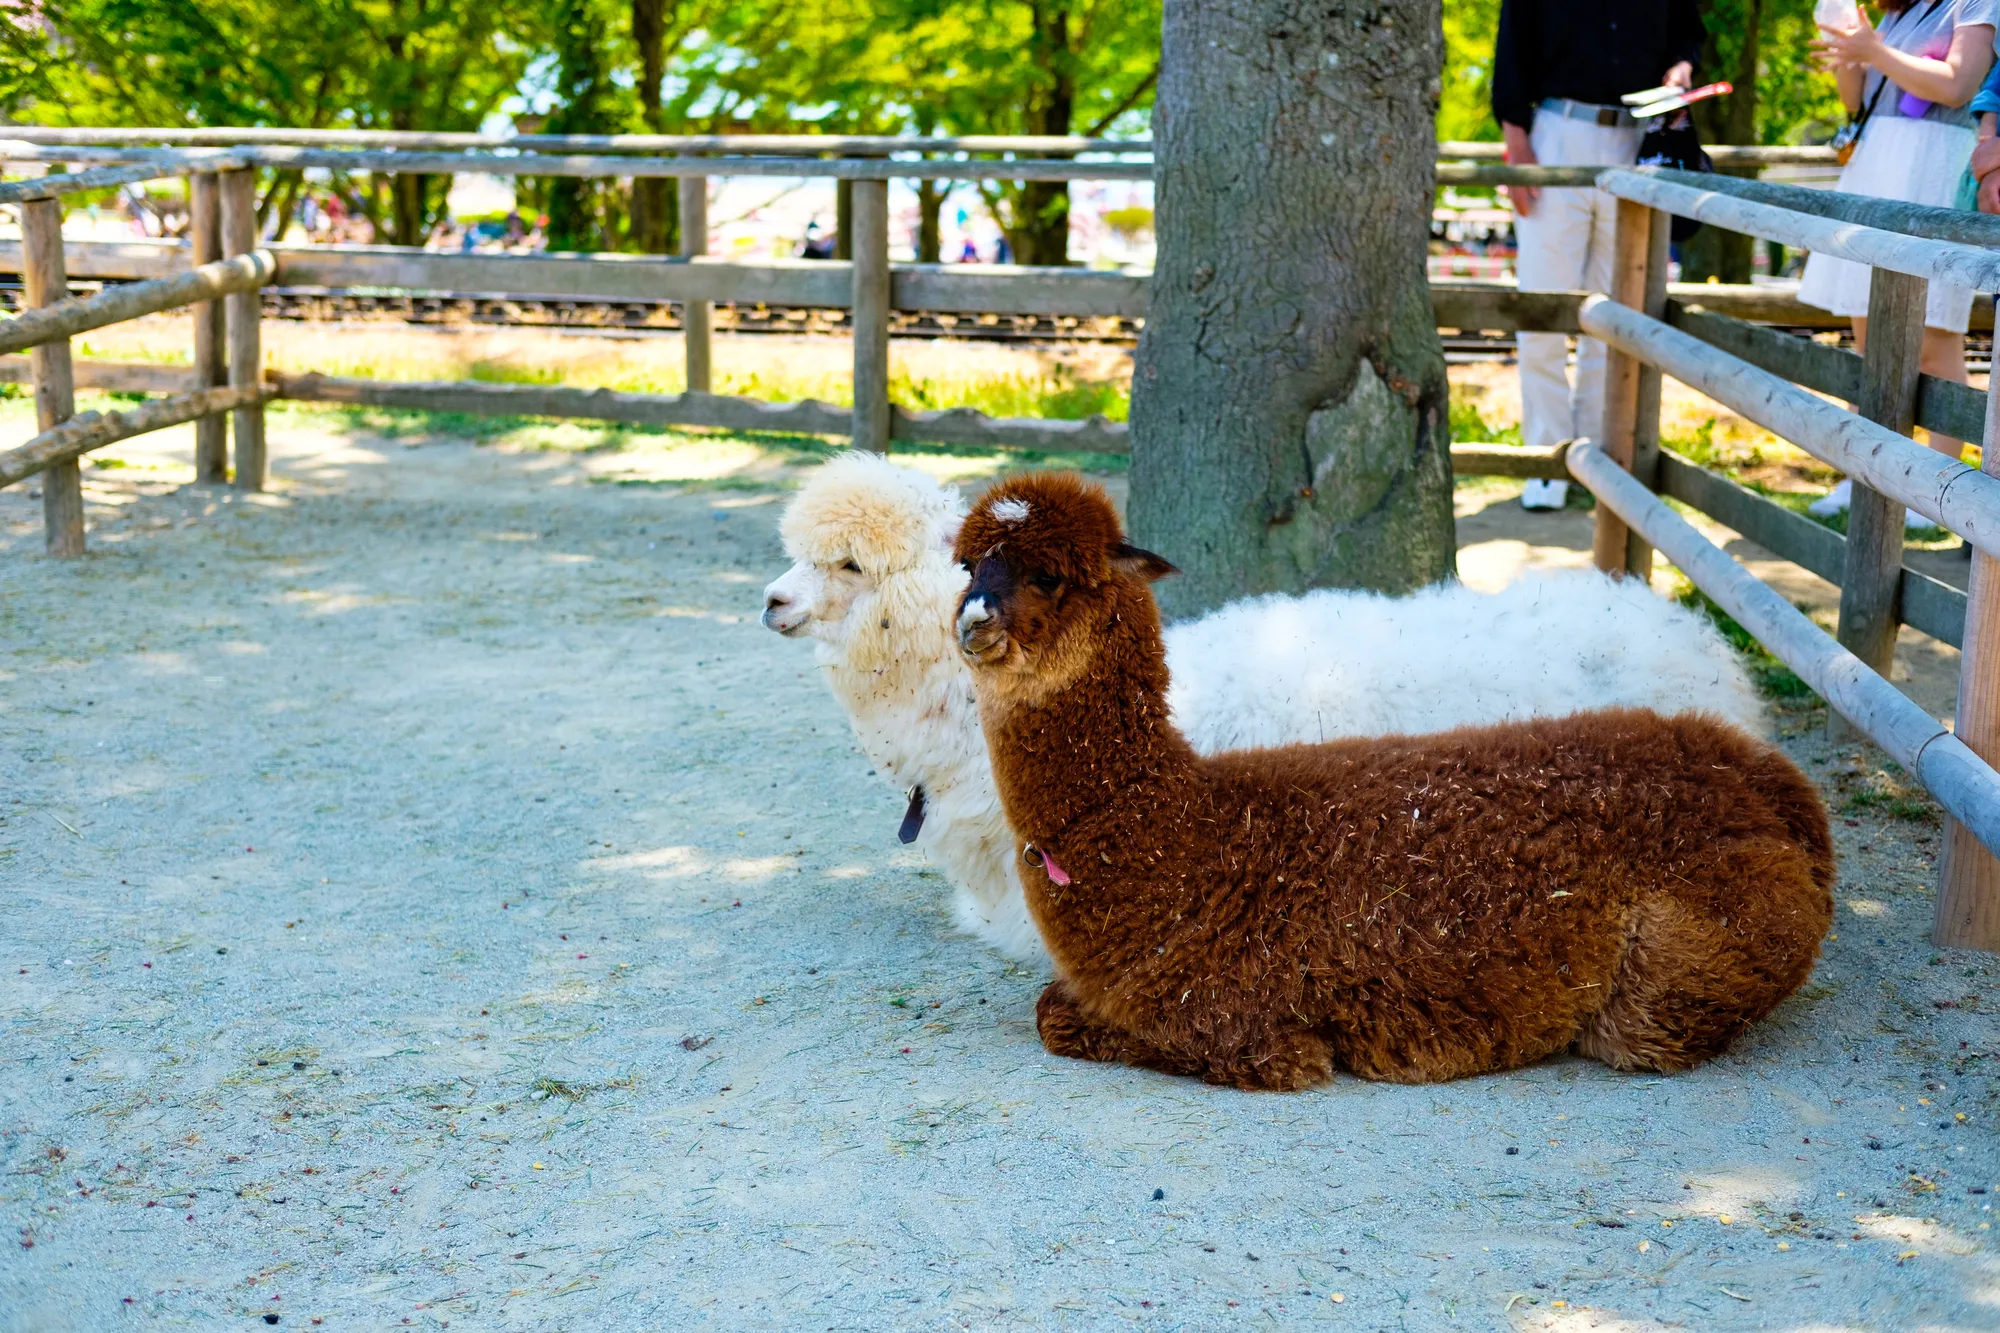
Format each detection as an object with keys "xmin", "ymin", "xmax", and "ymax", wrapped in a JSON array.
[{"xmin": 1797, "ymin": 115, "xmax": 1977, "ymax": 331}]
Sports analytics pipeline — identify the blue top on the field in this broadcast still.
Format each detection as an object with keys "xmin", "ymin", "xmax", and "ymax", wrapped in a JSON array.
[{"xmin": 1975, "ymin": 53, "xmax": 2000, "ymax": 116}]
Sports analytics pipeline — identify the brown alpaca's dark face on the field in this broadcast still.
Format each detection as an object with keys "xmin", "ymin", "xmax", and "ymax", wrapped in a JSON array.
[
  {"xmin": 954, "ymin": 542, "xmax": 1177, "ymax": 690},
  {"xmin": 951, "ymin": 472, "xmax": 1177, "ymax": 695},
  {"xmin": 954, "ymin": 548, "xmax": 1068, "ymax": 672}
]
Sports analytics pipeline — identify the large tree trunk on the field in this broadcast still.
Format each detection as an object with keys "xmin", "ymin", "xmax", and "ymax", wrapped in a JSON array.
[
  {"xmin": 1682, "ymin": 0, "xmax": 1760, "ymax": 283},
  {"xmin": 1128, "ymin": 0, "xmax": 1455, "ymax": 618}
]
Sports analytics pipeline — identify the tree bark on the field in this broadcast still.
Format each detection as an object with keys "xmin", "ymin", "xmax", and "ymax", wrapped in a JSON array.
[
  {"xmin": 1128, "ymin": 0, "xmax": 1455, "ymax": 618},
  {"xmin": 917, "ymin": 177, "xmax": 946, "ymax": 264},
  {"xmin": 835, "ymin": 179, "xmax": 853, "ymax": 261}
]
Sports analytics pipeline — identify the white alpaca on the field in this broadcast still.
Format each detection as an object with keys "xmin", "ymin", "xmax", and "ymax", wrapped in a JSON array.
[{"xmin": 763, "ymin": 452, "xmax": 1767, "ymax": 963}]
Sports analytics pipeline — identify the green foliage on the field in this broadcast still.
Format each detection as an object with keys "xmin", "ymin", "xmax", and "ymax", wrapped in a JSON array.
[
  {"xmin": 543, "ymin": 0, "xmax": 631, "ymax": 251},
  {"xmin": 1, "ymin": 0, "xmax": 539, "ymax": 243},
  {"xmin": 1441, "ymin": 0, "xmax": 1501, "ymax": 142}
]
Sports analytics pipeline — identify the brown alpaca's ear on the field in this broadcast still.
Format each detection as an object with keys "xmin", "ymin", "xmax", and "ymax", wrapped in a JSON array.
[{"xmin": 1109, "ymin": 542, "xmax": 1178, "ymax": 582}]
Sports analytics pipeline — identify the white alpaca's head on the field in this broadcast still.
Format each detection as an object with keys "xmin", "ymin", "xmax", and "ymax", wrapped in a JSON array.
[{"xmin": 762, "ymin": 452, "xmax": 965, "ymax": 648}]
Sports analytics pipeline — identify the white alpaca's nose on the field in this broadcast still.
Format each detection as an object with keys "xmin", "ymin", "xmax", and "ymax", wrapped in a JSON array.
[{"xmin": 762, "ymin": 588, "xmax": 807, "ymax": 635}]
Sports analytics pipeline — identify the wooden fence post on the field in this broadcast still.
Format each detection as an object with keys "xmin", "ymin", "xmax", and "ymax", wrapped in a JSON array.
[
  {"xmin": 189, "ymin": 171, "xmax": 228, "ymax": 482},
  {"xmin": 21, "ymin": 197, "xmax": 82, "ymax": 557},
  {"xmin": 1592, "ymin": 198, "xmax": 1656, "ymax": 575},
  {"xmin": 1935, "ymin": 371, "xmax": 2000, "ymax": 949},
  {"xmin": 1624, "ymin": 207, "xmax": 1671, "ymax": 580},
  {"xmin": 1833, "ymin": 268, "xmax": 1927, "ymax": 743},
  {"xmin": 679, "ymin": 175, "xmax": 712, "ymax": 394},
  {"xmin": 850, "ymin": 177, "xmax": 891, "ymax": 453},
  {"xmin": 219, "ymin": 168, "xmax": 265, "ymax": 490}
]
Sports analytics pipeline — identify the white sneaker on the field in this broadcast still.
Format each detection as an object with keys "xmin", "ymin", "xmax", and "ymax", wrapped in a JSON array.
[
  {"xmin": 1521, "ymin": 478, "xmax": 1570, "ymax": 511},
  {"xmin": 1808, "ymin": 477, "xmax": 1941, "ymax": 531},
  {"xmin": 1807, "ymin": 478, "xmax": 1852, "ymax": 517}
]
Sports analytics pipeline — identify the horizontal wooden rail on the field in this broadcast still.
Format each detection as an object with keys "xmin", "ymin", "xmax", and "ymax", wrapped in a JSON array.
[
  {"xmin": 1570, "ymin": 439, "xmax": 2000, "ymax": 854},
  {"xmin": 271, "ymin": 372, "xmax": 1611, "ymax": 468},
  {"xmin": 1634, "ymin": 166, "xmax": 2000, "ymax": 248},
  {"xmin": 0, "ymin": 383, "xmax": 273, "ymax": 489},
  {"xmin": 1436, "ymin": 164, "xmax": 1600, "ymax": 187},
  {"xmin": 1600, "ymin": 168, "xmax": 2000, "ymax": 297},
  {"xmin": 1450, "ymin": 442, "xmax": 1570, "ymax": 478},
  {"xmin": 0, "ymin": 144, "xmax": 1149, "ymax": 183},
  {"xmin": 0, "ymin": 145, "xmax": 1815, "ymax": 191},
  {"xmin": 0, "ymin": 128, "xmax": 1144, "ymax": 157},
  {"xmin": 4, "ymin": 241, "xmax": 1937, "ymax": 331},
  {"xmin": 1666, "ymin": 303, "xmax": 1989, "ymax": 444},
  {"xmin": 0, "ymin": 250, "xmax": 272, "ymax": 356},
  {"xmin": 1579, "ymin": 295, "xmax": 2000, "ymax": 551},
  {"xmin": 1657, "ymin": 449, "xmax": 1965, "ymax": 647},
  {"xmin": 1, "ymin": 128, "xmax": 1836, "ymax": 168},
  {"xmin": 0, "ymin": 154, "xmax": 248, "ymax": 205},
  {"xmin": 0, "ymin": 357, "xmax": 192, "ymax": 393},
  {"xmin": 1438, "ymin": 142, "xmax": 1838, "ymax": 168}
]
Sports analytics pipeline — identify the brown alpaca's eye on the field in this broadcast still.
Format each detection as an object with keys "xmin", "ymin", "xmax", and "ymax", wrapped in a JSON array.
[
  {"xmin": 1031, "ymin": 572, "xmax": 1062, "ymax": 595},
  {"xmin": 841, "ymin": 559, "xmax": 861, "ymax": 574}
]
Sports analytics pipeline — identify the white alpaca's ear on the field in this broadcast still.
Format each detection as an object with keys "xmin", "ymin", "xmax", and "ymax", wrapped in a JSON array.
[{"xmin": 936, "ymin": 510, "xmax": 965, "ymax": 552}]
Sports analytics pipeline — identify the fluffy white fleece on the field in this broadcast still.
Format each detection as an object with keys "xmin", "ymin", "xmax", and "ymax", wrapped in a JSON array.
[{"xmin": 763, "ymin": 453, "xmax": 1768, "ymax": 963}]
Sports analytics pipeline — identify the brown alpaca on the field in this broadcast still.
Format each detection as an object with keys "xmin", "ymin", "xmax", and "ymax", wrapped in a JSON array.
[{"xmin": 952, "ymin": 473, "xmax": 1835, "ymax": 1091}]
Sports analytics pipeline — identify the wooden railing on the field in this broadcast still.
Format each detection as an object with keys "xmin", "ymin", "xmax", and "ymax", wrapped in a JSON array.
[
  {"xmin": 0, "ymin": 154, "xmax": 277, "ymax": 553},
  {"xmin": 1570, "ymin": 165, "xmax": 2000, "ymax": 952}
]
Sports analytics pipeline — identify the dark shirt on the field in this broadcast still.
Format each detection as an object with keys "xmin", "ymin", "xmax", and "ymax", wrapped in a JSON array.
[{"xmin": 1492, "ymin": 0, "xmax": 1706, "ymax": 129}]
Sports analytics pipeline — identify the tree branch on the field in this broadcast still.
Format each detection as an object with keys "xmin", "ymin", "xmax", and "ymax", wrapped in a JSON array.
[{"xmin": 1083, "ymin": 64, "xmax": 1158, "ymax": 137}]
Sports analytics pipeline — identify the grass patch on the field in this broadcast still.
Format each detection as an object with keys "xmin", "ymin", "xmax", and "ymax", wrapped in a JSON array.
[
  {"xmin": 1450, "ymin": 397, "xmax": 1523, "ymax": 447},
  {"xmin": 1666, "ymin": 416, "xmax": 1954, "ymax": 543},
  {"xmin": 1669, "ymin": 576, "xmax": 1816, "ymax": 701},
  {"xmin": 529, "ymin": 1074, "xmax": 636, "ymax": 1102},
  {"xmin": 1833, "ymin": 761, "xmax": 1941, "ymax": 824}
]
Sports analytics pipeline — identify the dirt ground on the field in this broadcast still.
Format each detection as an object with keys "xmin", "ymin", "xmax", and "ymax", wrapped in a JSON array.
[{"xmin": 3, "ymin": 390, "xmax": 1998, "ymax": 1331}]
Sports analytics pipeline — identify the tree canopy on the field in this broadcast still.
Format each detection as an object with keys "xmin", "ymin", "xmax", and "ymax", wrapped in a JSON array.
[{"xmin": 1, "ymin": 0, "xmax": 1840, "ymax": 253}]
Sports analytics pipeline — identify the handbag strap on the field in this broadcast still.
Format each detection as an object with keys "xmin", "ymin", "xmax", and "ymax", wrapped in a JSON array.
[{"xmin": 1858, "ymin": 0, "xmax": 1947, "ymax": 131}]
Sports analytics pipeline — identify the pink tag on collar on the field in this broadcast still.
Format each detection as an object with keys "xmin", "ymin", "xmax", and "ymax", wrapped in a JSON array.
[{"xmin": 1024, "ymin": 843, "xmax": 1071, "ymax": 886}]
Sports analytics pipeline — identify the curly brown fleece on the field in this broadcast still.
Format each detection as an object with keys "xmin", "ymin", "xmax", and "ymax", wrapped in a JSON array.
[{"xmin": 952, "ymin": 472, "xmax": 1835, "ymax": 1092}]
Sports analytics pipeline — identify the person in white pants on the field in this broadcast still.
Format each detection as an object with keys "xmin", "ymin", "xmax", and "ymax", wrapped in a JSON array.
[
  {"xmin": 1509, "ymin": 112, "xmax": 1644, "ymax": 509},
  {"xmin": 1493, "ymin": 0, "xmax": 1703, "ymax": 508}
]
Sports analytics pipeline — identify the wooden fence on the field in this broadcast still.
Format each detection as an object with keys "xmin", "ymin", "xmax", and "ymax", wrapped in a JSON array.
[
  {"xmin": 1565, "ymin": 166, "xmax": 2000, "ymax": 952},
  {"xmin": 1, "ymin": 137, "xmax": 1995, "ymax": 949}
]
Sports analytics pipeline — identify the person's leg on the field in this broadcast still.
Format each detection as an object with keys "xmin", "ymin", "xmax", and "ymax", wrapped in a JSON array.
[
  {"xmin": 1514, "ymin": 115, "xmax": 1595, "ymax": 507},
  {"xmin": 1569, "ymin": 123, "xmax": 1645, "ymax": 455},
  {"xmin": 1920, "ymin": 326, "xmax": 1968, "ymax": 460}
]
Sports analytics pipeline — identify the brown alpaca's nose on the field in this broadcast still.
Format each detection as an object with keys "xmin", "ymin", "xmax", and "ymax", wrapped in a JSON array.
[{"xmin": 956, "ymin": 594, "xmax": 1001, "ymax": 658}]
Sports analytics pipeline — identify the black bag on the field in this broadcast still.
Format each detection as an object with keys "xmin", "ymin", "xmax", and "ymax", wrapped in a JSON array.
[{"xmin": 1636, "ymin": 113, "xmax": 1713, "ymax": 242}]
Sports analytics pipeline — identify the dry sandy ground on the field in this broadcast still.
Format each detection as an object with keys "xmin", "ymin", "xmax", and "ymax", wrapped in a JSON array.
[{"xmin": 3, "ymin": 408, "xmax": 1998, "ymax": 1332}]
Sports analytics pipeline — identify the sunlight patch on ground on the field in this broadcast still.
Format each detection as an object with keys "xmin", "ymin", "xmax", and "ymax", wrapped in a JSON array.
[
  {"xmin": 721, "ymin": 855, "xmax": 796, "ymax": 881},
  {"xmin": 588, "ymin": 846, "xmax": 707, "ymax": 877},
  {"xmin": 1681, "ymin": 1165, "xmax": 1807, "ymax": 1222},
  {"xmin": 277, "ymin": 588, "xmax": 406, "ymax": 615},
  {"xmin": 1457, "ymin": 538, "xmax": 1592, "ymax": 592},
  {"xmin": 1855, "ymin": 1211, "xmax": 1984, "ymax": 1258}
]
